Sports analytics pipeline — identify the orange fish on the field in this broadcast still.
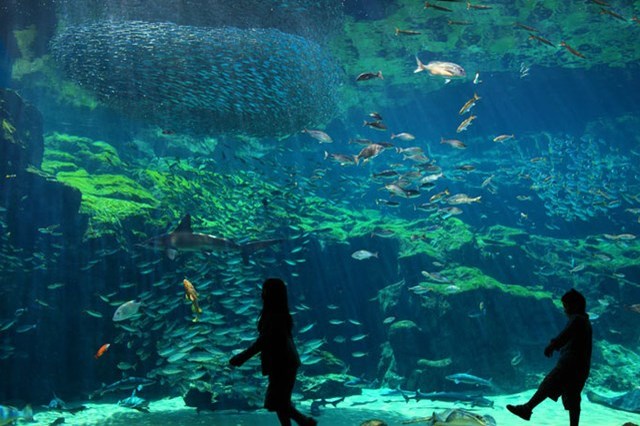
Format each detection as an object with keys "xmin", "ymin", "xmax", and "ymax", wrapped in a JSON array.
[
  {"xmin": 94, "ymin": 343, "xmax": 110, "ymax": 359},
  {"xmin": 183, "ymin": 279, "xmax": 203, "ymax": 322}
]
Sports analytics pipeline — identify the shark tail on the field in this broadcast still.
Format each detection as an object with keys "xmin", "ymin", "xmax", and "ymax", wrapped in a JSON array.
[
  {"xmin": 22, "ymin": 405, "xmax": 33, "ymax": 421},
  {"xmin": 240, "ymin": 239, "xmax": 284, "ymax": 265}
]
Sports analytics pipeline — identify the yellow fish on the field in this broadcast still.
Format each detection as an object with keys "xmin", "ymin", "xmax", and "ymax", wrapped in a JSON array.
[{"xmin": 183, "ymin": 279, "xmax": 203, "ymax": 322}]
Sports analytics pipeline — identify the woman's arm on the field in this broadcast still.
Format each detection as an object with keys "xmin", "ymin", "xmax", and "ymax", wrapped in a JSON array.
[{"xmin": 229, "ymin": 335, "xmax": 263, "ymax": 366}]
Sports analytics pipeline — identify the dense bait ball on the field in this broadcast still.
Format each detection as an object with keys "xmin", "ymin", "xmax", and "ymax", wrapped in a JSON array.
[
  {"xmin": 51, "ymin": 21, "xmax": 343, "ymax": 137},
  {"xmin": 55, "ymin": 0, "xmax": 344, "ymax": 43}
]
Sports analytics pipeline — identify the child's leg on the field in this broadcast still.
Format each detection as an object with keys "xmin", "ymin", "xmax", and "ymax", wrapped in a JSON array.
[
  {"xmin": 523, "ymin": 386, "xmax": 548, "ymax": 410},
  {"xmin": 506, "ymin": 378, "xmax": 554, "ymax": 420}
]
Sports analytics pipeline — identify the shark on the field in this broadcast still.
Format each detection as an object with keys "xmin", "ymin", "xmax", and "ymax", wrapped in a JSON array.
[
  {"xmin": 397, "ymin": 387, "xmax": 494, "ymax": 408},
  {"xmin": 140, "ymin": 214, "xmax": 283, "ymax": 263}
]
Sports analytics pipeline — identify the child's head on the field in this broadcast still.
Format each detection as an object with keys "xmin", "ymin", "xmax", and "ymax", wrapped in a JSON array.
[{"xmin": 561, "ymin": 289, "xmax": 586, "ymax": 315}]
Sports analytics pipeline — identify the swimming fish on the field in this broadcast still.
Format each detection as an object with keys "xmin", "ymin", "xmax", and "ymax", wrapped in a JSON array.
[
  {"xmin": 89, "ymin": 377, "xmax": 155, "ymax": 399},
  {"xmin": 424, "ymin": 1, "xmax": 453, "ymax": 12},
  {"xmin": 356, "ymin": 144, "xmax": 386, "ymax": 164},
  {"xmin": 528, "ymin": 34, "xmax": 555, "ymax": 47},
  {"xmin": 351, "ymin": 250, "xmax": 378, "ymax": 260},
  {"xmin": 183, "ymin": 279, "xmax": 203, "ymax": 322},
  {"xmin": 459, "ymin": 93, "xmax": 481, "ymax": 115},
  {"xmin": 456, "ymin": 115, "xmax": 477, "ymax": 132},
  {"xmin": 441, "ymin": 137, "xmax": 467, "ymax": 149},
  {"xmin": 446, "ymin": 372, "xmax": 493, "ymax": 387},
  {"xmin": 113, "ymin": 300, "xmax": 142, "ymax": 322},
  {"xmin": 447, "ymin": 194, "xmax": 482, "ymax": 204},
  {"xmin": 391, "ymin": 132, "xmax": 415, "ymax": 141},
  {"xmin": 356, "ymin": 71, "xmax": 383, "ymax": 81},
  {"xmin": 560, "ymin": 41, "xmax": 586, "ymax": 59},
  {"xmin": 395, "ymin": 28, "xmax": 421, "ymax": 36},
  {"xmin": 302, "ymin": 128, "xmax": 333, "ymax": 143},
  {"xmin": 94, "ymin": 343, "xmax": 111, "ymax": 359},
  {"xmin": 414, "ymin": 56, "xmax": 466, "ymax": 82},
  {"xmin": 493, "ymin": 134, "xmax": 515, "ymax": 142},
  {"xmin": 363, "ymin": 120, "xmax": 387, "ymax": 131},
  {"xmin": 118, "ymin": 388, "xmax": 150, "ymax": 413}
]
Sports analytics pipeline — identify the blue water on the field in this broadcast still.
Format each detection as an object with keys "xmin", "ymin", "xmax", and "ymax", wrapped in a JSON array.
[{"xmin": 1, "ymin": 1, "xmax": 640, "ymax": 425}]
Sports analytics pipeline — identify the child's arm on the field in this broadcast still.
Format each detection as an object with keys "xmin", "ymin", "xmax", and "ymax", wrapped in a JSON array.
[{"xmin": 545, "ymin": 317, "xmax": 578, "ymax": 356}]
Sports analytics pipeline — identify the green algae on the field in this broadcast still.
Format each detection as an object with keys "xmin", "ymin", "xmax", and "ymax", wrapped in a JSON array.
[
  {"xmin": 51, "ymin": 169, "xmax": 158, "ymax": 232},
  {"xmin": 46, "ymin": 133, "xmax": 125, "ymax": 171},
  {"xmin": 476, "ymin": 224, "xmax": 529, "ymax": 247},
  {"xmin": 523, "ymin": 233, "xmax": 640, "ymax": 288},
  {"xmin": 418, "ymin": 265, "xmax": 553, "ymax": 299},
  {"xmin": 37, "ymin": 131, "xmax": 638, "ymax": 297},
  {"xmin": 397, "ymin": 217, "xmax": 474, "ymax": 260},
  {"xmin": 42, "ymin": 133, "xmax": 159, "ymax": 237}
]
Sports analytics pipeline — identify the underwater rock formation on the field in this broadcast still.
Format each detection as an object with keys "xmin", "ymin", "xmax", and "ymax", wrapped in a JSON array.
[
  {"xmin": 0, "ymin": 88, "xmax": 84, "ymax": 248},
  {"xmin": 0, "ymin": 87, "xmax": 44, "ymax": 173},
  {"xmin": 51, "ymin": 21, "xmax": 343, "ymax": 137},
  {"xmin": 379, "ymin": 285, "xmax": 564, "ymax": 392}
]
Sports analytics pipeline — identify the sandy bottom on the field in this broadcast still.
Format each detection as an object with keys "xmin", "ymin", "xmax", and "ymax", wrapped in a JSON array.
[{"xmin": 29, "ymin": 389, "xmax": 640, "ymax": 425}]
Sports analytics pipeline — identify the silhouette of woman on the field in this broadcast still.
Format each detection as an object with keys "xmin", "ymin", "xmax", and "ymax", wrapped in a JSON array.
[{"xmin": 229, "ymin": 278, "xmax": 317, "ymax": 426}]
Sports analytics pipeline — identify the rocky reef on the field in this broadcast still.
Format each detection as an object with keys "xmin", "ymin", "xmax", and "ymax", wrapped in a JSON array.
[{"xmin": 0, "ymin": 88, "xmax": 84, "ymax": 251}]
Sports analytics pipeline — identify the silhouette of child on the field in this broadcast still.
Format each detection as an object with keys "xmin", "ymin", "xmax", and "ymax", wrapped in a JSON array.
[
  {"xmin": 507, "ymin": 288, "xmax": 592, "ymax": 426},
  {"xmin": 229, "ymin": 278, "xmax": 317, "ymax": 426}
]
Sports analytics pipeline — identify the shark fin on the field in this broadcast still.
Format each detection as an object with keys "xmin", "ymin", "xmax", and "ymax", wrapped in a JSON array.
[
  {"xmin": 174, "ymin": 214, "xmax": 193, "ymax": 233},
  {"xmin": 167, "ymin": 249, "xmax": 178, "ymax": 260}
]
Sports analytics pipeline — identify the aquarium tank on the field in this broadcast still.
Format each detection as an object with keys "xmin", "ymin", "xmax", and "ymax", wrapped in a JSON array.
[{"xmin": 1, "ymin": 0, "xmax": 640, "ymax": 425}]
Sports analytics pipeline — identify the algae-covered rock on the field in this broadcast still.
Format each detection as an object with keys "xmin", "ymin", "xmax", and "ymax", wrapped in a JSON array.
[
  {"xmin": 380, "ymin": 278, "xmax": 563, "ymax": 391},
  {"xmin": 417, "ymin": 265, "xmax": 553, "ymax": 299},
  {"xmin": 590, "ymin": 341, "xmax": 640, "ymax": 391},
  {"xmin": 0, "ymin": 88, "xmax": 44, "ymax": 173},
  {"xmin": 388, "ymin": 320, "xmax": 425, "ymax": 375}
]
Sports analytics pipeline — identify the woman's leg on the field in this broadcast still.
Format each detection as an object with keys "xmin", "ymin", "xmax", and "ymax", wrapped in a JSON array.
[
  {"xmin": 569, "ymin": 408, "xmax": 580, "ymax": 426},
  {"xmin": 276, "ymin": 409, "xmax": 292, "ymax": 426}
]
